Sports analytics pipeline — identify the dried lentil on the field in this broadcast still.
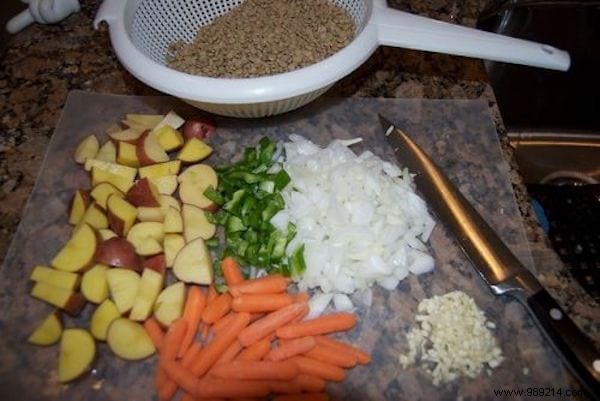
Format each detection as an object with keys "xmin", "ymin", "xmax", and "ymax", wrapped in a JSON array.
[{"xmin": 167, "ymin": 0, "xmax": 355, "ymax": 78}]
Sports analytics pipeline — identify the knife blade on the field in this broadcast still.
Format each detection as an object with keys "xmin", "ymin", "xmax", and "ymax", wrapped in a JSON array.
[{"xmin": 380, "ymin": 115, "xmax": 600, "ymax": 398}]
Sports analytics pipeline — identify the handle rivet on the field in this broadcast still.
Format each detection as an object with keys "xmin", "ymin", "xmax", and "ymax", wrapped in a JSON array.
[
  {"xmin": 549, "ymin": 308, "xmax": 563, "ymax": 320},
  {"xmin": 593, "ymin": 359, "xmax": 600, "ymax": 373}
]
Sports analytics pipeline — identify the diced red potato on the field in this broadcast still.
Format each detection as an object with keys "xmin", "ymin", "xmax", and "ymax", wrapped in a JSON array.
[{"xmin": 182, "ymin": 118, "xmax": 216, "ymax": 140}]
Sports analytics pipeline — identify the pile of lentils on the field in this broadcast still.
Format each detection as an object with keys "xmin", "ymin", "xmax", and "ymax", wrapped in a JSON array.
[{"xmin": 167, "ymin": 0, "xmax": 355, "ymax": 78}]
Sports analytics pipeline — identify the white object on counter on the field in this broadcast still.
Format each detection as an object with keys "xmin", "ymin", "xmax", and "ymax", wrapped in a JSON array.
[{"xmin": 6, "ymin": 0, "xmax": 80, "ymax": 34}]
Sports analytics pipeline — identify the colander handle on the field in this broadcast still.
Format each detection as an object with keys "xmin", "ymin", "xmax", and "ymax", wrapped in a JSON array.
[{"xmin": 373, "ymin": 6, "xmax": 570, "ymax": 71}]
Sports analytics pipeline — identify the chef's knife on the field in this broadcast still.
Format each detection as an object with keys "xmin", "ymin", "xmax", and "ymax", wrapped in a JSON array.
[{"xmin": 379, "ymin": 115, "xmax": 600, "ymax": 398}]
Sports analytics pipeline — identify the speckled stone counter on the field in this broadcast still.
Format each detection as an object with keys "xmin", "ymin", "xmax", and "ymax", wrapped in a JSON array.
[{"xmin": 0, "ymin": 0, "xmax": 597, "ymax": 392}]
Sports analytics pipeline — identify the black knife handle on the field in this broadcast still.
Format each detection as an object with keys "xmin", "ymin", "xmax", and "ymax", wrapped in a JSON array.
[{"xmin": 525, "ymin": 289, "xmax": 600, "ymax": 399}]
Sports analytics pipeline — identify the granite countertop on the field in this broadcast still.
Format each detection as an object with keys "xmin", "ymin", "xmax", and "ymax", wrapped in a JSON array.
[{"xmin": 0, "ymin": 0, "xmax": 597, "ymax": 387}]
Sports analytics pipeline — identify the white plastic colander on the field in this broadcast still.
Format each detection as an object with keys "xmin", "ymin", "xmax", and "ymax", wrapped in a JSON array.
[{"xmin": 94, "ymin": 0, "xmax": 570, "ymax": 118}]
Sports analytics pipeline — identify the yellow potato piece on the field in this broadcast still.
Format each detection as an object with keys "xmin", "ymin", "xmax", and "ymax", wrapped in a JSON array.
[
  {"xmin": 107, "ymin": 318, "xmax": 155, "ymax": 360},
  {"xmin": 28, "ymin": 311, "xmax": 62, "ymax": 346},
  {"xmin": 90, "ymin": 299, "xmax": 120, "ymax": 341},
  {"xmin": 58, "ymin": 329, "xmax": 95, "ymax": 383}
]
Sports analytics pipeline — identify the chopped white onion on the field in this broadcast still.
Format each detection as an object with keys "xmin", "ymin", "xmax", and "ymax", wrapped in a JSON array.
[
  {"xmin": 307, "ymin": 293, "xmax": 334, "ymax": 319},
  {"xmin": 277, "ymin": 135, "xmax": 436, "ymax": 307},
  {"xmin": 333, "ymin": 294, "xmax": 355, "ymax": 312}
]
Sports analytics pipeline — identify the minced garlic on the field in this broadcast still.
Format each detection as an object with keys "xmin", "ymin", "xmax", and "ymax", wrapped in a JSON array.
[{"xmin": 398, "ymin": 291, "xmax": 504, "ymax": 385}]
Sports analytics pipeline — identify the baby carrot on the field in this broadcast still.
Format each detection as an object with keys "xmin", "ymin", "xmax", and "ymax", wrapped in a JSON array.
[
  {"xmin": 194, "ymin": 378, "xmax": 270, "ymax": 399},
  {"xmin": 268, "ymin": 375, "xmax": 325, "ymax": 394},
  {"xmin": 267, "ymin": 380, "xmax": 303, "ymax": 395},
  {"xmin": 191, "ymin": 312, "xmax": 251, "ymax": 377},
  {"xmin": 201, "ymin": 323, "xmax": 210, "ymax": 341},
  {"xmin": 229, "ymin": 274, "xmax": 291, "ymax": 297},
  {"xmin": 155, "ymin": 367, "xmax": 178, "ymax": 401},
  {"xmin": 181, "ymin": 395, "xmax": 224, "ymax": 401},
  {"xmin": 221, "ymin": 256, "xmax": 245, "ymax": 286},
  {"xmin": 160, "ymin": 318, "xmax": 188, "ymax": 366},
  {"xmin": 181, "ymin": 342, "xmax": 202, "ymax": 367},
  {"xmin": 144, "ymin": 317, "xmax": 165, "ymax": 350},
  {"xmin": 238, "ymin": 302, "xmax": 308, "ymax": 347},
  {"xmin": 178, "ymin": 286, "xmax": 206, "ymax": 357},
  {"xmin": 304, "ymin": 343, "xmax": 357, "ymax": 368},
  {"xmin": 249, "ymin": 312, "xmax": 265, "ymax": 322},
  {"xmin": 212, "ymin": 312, "xmax": 236, "ymax": 335},
  {"xmin": 154, "ymin": 366, "xmax": 167, "ymax": 392},
  {"xmin": 207, "ymin": 285, "xmax": 218, "ymax": 304},
  {"xmin": 314, "ymin": 336, "xmax": 371, "ymax": 364},
  {"xmin": 236, "ymin": 337, "xmax": 272, "ymax": 361},
  {"xmin": 291, "ymin": 292, "xmax": 310, "ymax": 303},
  {"xmin": 290, "ymin": 356, "xmax": 346, "ymax": 382},
  {"xmin": 289, "ymin": 304, "xmax": 309, "ymax": 324},
  {"xmin": 211, "ymin": 360, "xmax": 299, "ymax": 381},
  {"xmin": 294, "ymin": 374, "xmax": 327, "ymax": 393},
  {"xmin": 156, "ymin": 319, "xmax": 189, "ymax": 399},
  {"xmin": 214, "ymin": 340, "xmax": 242, "ymax": 365},
  {"xmin": 202, "ymin": 293, "xmax": 232, "ymax": 324},
  {"xmin": 273, "ymin": 393, "xmax": 330, "ymax": 401},
  {"xmin": 277, "ymin": 313, "xmax": 357, "ymax": 339},
  {"xmin": 266, "ymin": 336, "xmax": 316, "ymax": 361},
  {"xmin": 232, "ymin": 293, "xmax": 294, "ymax": 313},
  {"xmin": 163, "ymin": 360, "xmax": 201, "ymax": 396}
]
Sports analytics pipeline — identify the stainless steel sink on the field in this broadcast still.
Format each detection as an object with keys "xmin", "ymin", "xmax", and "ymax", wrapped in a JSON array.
[
  {"xmin": 509, "ymin": 132, "xmax": 600, "ymax": 185},
  {"xmin": 478, "ymin": 1, "xmax": 600, "ymax": 301},
  {"xmin": 509, "ymin": 133, "xmax": 600, "ymax": 300}
]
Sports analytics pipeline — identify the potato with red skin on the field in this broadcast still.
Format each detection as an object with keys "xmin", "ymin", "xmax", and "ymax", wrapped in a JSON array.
[
  {"xmin": 164, "ymin": 206, "xmax": 183, "ymax": 233},
  {"xmin": 108, "ymin": 128, "xmax": 142, "ymax": 143},
  {"xmin": 68, "ymin": 190, "xmax": 91, "ymax": 225},
  {"xmin": 30, "ymin": 282, "xmax": 86, "ymax": 316},
  {"xmin": 124, "ymin": 114, "xmax": 163, "ymax": 131},
  {"xmin": 74, "ymin": 135, "xmax": 99, "ymax": 164},
  {"xmin": 106, "ymin": 269, "xmax": 141, "ymax": 314},
  {"xmin": 164, "ymin": 234, "xmax": 185, "ymax": 268},
  {"xmin": 80, "ymin": 203, "xmax": 109, "ymax": 229},
  {"xmin": 116, "ymin": 141, "xmax": 140, "ymax": 167},
  {"xmin": 97, "ymin": 228, "xmax": 118, "ymax": 241},
  {"xmin": 177, "ymin": 138, "xmax": 213, "ymax": 163},
  {"xmin": 136, "ymin": 131, "xmax": 169, "ymax": 166},
  {"xmin": 178, "ymin": 164, "xmax": 218, "ymax": 210},
  {"xmin": 143, "ymin": 254, "xmax": 166, "ymax": 275},
  {"xmin": 126, "ymin": 222, "xmax": 165, "ymax": 256},
  {"xmin": 183, "ymin": 118, "xmax": 216, "ymax": 139},
  {"xmin": 153, "ymin": 282, "xmax": 185, "ymax": 327},
  {"xmin": 182, "ymin": 204, "xmax": 216, "ymax": 241},
  {"xmin": 51, "ymin": 223, "xmax": 97, "ymax": 273},
  {"xmin": 96, "ymin": 141, "xmax": 117, "ymax": 163},
  {"xmin": 129, "ymin": 268, "xmax": 164, "ymax": 321},
  {"xmin": 90, "ymin": 182, "xmax": 124, "ymax": 210},
  {"xmin": 81, "ymin": 264, "xmax": 109, "ymax": 304},
  {"xmin": 95, "ymin": 237, "xmax": 141, "ymax": 271},
  {"xmin": 126, "ymin": 178, "xmax": 161, "ymax": 207},
  {"xmin": 106, "ymin": 194, "xmax": 137, "ymax": 236},
  {"xmin": 138, "ymin": 160, "xmax": 181, "ymax": 180},
  {"xmin": 173, "ymin": 237, "xmax": 213, "ymax": 284},
  {"xmin": 90, "ymin": 299, "xmax": 120, "ymax": 341}
]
